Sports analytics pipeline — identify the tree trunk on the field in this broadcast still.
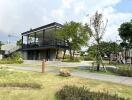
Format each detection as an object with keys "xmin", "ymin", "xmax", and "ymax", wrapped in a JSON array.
[
  {"xmin": 96, "ymin": 41, "xmax": 100, "ymax": 71},
  {"xmin": 56, "ymin": 49, "xmax": 59, "ymax": 59},
  {"xmin": 73, "ymin": 50, "xmax": 75, "ymax": 60},
  {"xmin": 67, "ymin": 40, "xmax": 72, "ymax": 60},
  {"xmin": 69, "ymin": 49, "xmax": 72, "ymax": 60},
  {"xmin": 130, "ymin": 57, "xmax": 132, "ymax": 64},
  {"xmin": 63, "ymin": 49, "xmax": 66, "ymax": 60},
  {"xmin": 125, "ymin": 49, "xmax": 127, "ymax": 64},
  {"xmin": 97, "ymin": 63, "xmax": 100, "ymax": 71}
]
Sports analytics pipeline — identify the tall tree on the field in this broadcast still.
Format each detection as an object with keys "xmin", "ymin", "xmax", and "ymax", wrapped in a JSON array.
[
  {"xmin": 88, "ymin": 11, "xmax": 108, "ymax": 71},
  {"xmin": 57, "ymin": 21, "xmax": 91, "ymax": 59},
  {"xmin": 118, "ymin": 20, "xmax": 132, "ymax": 64}
]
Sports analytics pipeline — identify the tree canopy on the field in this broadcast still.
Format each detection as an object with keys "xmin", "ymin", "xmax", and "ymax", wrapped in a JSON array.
[
  {"xmin": 57, "ymin": 21, "xmax": 91, "ymax": 59},
  {"xmin": 87, "ymin": 41, "xmax": 122, "ymax": 59},
  {"xmin": 118, "ymin": 20, "xmax": 132, "ymax": 49}
]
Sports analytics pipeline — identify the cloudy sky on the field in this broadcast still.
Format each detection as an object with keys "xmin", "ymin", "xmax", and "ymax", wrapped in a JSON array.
[{"xmin": 0, "ymin": 0, "xmax": 132, "ymax": 43}]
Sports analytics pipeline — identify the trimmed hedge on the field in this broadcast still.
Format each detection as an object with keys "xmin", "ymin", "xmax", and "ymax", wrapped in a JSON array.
[{"xmin": 56, "ymin": 85, "xmax": 129, "ymax": 100}]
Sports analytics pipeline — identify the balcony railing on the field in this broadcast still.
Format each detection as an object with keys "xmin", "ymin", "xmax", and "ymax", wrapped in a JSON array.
[{"xmin": 22, "ymin": 39, "xmax": 69, "ymax": 49}]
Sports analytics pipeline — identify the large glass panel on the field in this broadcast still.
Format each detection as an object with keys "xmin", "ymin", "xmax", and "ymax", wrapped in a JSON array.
[
  {"xmin": 23, "ymin": 35, "xmax": 27, "ymax": 45},
  {"xmin": 45, "ymin": 27, "xmax": 56, "ymax": 40},
  {"xmin": 36, "ymin": 30, "xmax": 43, "ymax": 46},
  {"xmin": 28, "ymin": 33, "xmax": 35, "ymax": 44}
]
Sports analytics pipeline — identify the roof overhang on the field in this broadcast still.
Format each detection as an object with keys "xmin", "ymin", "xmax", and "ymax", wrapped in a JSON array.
[{"xmin": 21, "ymin": 22, "xmax": 63, "ymax": 36}]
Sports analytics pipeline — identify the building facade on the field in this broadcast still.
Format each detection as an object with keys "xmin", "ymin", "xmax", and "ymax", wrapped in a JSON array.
[{"xmin": 22, "ymin": 22, "xmax": 69, "ymax": 60}]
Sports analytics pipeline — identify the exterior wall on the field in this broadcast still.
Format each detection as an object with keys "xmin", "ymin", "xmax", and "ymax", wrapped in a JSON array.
[
  {"xmin": 0, "ymin": 54, "xmax": 3, "ymax": 60},
  {"xmin": 22, "ymin": 51, "xmax": 28, "ymax": 60},
  {"xmin": 23, "ymin": 49, "xmax": 58, "ymax": 61},
  {"xmin": 49, "ymin": 49, "xmax": 56, "ymax": 60},
  {"xmin": 58, "ymin": 49, "xmax": 64, "ymax": 58},
  {"xmin": 39, "ymin": 51, "xmax": 46, "ymax": 60}
]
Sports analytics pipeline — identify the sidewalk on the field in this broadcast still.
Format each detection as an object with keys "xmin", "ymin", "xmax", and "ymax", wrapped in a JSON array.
[
  {"xmin": 72, "ymin": 72, "xmax": 132, "ymax": 86},
  {"xmin": 7, "ymin": 66, "xmax": 132, "ymax": 86}
]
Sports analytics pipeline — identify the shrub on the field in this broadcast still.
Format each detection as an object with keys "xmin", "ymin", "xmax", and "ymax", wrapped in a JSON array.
[
  {"xmin": 56, "ymin": 85, "xmax": 129, "ymax": 100},
  {"xmin": 115, "ymin": 68, "xmax": 132, "ymax": 77},
  {"xmin": 0, "ymin": 52, "xmax": 23, "ymax": 64},
  {"xmin": 84, "ymin": 55, "xmax": 94, "ymax": 61},
  {"xmin": 59, "ymin": 69, "xmax": 71, "ymax": 77},
  {"xmin": 107, "ymin": 66, "xmax": 132, "ymax": 77},
  {"xmin": 62, "ymin": 57, "xmax": 80, "ymax": 62}
]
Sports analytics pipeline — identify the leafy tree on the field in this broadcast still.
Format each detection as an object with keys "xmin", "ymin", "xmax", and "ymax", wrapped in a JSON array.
[
  {"xmin": 118, "ymin": 20, "xmax": 132, "ymax": 64},
  {"xmin": 57, "ymin": 21, "xmax": 91, "ymax": 60},
  {"xmin": 87, "ymin": 42, "xmax": 122, "ymax": 61},
  {"xmin": 118, "ymin": 20, "xmax": 132, "ymax": 48}
]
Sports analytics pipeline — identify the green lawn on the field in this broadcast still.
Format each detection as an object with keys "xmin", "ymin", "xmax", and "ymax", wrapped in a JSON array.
[
  {"xmin": 3, "ymin": 63, "xmax": 42, "ymax": 67},
  {"xmin": 0, "ymin": 67, "xmax": 132, "ymax": 100}
]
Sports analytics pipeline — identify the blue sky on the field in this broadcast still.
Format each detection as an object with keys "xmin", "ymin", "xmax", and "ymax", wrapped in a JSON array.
[
  {"xmin": 0, "ymin": 0, "xmax": 132, "ymax": 43},
  {"xmin": 115, "ymin": 0, "xmax": 132, "ymax": 12}
]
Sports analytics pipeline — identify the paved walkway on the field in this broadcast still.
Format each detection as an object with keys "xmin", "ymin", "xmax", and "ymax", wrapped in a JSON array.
[
  {"xmin": 72, "ymin": 72, "xmax": 132, "ymax": 86},
  {"xmin": 6, "ymin": 65, "xmax": 132, "ymax": 86}
]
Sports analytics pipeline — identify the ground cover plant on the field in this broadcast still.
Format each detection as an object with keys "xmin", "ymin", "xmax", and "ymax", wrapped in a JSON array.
[{"xmin": 56, "ymin": 85, "xmax": 129, "ymax": 100}]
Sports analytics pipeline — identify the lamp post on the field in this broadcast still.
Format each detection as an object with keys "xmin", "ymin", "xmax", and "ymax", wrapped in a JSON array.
[{"xmin": 42, "ymin": 59, "xmax": 46, "ymax": 73}]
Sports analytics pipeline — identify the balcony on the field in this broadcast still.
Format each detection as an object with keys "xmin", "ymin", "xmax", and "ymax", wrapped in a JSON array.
[{"xmin": 22, "ymin": 39, "xmax": 69, "ymax": 50}]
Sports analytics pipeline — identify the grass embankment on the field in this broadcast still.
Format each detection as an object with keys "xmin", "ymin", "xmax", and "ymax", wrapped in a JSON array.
[{"xmin": 0, "ymin": 67, "xmax": 132, "ymax": 100}]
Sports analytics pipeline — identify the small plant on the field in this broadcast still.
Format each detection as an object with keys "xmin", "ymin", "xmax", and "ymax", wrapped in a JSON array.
[
  {"xmin": 0, "ymin": 52, "xmax": 23, "ymax": 64},
  {"xmin": 115, "ymin": 68, "xmax": 132, "ymax": 77},
  {"xmin": 56, "ymin": 85, "xmax": 129, "ymax": 100},
  {"xmin": 62, "ymin": 57, "xmax": 80, "ymax": 62},
  {"xmin": 59, "ymin": 69, "xmax": 71, "ymax": 77}
]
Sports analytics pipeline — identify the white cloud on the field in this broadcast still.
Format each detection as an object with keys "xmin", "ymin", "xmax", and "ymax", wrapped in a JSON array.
[
  {"xmin": 51, "ymin": 9, "xmax": 65, "ymax": 20},
  {"xmin": 0, "ymin": 0, "xmax": 132, "ymax": 43},
  {"xmin": 102, "ymin": 7, "xmax": 132, "ymax": 41},
  {"xmin": 62, "ymin": 0, "xmax": 75, "ymax": 8},
  {"xmin": 74, "ymin": 1, "xmax": 86, "ymax": 14}
]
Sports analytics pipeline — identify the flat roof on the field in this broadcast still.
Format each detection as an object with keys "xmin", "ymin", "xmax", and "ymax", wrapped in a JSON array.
[{"xmin": 21, "ymin": 22, "xmax": 63, "ymax": 35}]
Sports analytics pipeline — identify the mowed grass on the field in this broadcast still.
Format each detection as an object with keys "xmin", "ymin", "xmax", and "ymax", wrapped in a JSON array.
[
  {"xmin": 0, "ymin": 68, "xmax": 132, "ymax": 100},
  {"xmin": 2, "ymin": 63, "xmax": 41, "ymax": 67}
]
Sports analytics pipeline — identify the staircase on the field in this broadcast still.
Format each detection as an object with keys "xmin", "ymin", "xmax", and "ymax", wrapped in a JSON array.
[{"xmin": 1, "ymin": 44, "xmax": 21, "ymax": 56}]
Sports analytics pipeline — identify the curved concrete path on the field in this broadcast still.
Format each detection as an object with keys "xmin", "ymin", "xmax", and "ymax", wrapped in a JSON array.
[
  {"xmin": 6, "ymin": 65, "xmax": 132, "ymax": 86},
  {"xmin": 72, "ymin": 72, "xmax": 132, "ymax": 86}
]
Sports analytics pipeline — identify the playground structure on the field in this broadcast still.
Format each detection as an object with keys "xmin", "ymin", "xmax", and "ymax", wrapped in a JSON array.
[{"xmin": 110, "ymin": 49, "xmax": 132, "ymax": 64}]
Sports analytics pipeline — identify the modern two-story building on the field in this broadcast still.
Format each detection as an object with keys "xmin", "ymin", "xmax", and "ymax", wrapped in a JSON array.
[{"xmin": 21, "ymin": 22, "xmax": 69, "ymax": 60}]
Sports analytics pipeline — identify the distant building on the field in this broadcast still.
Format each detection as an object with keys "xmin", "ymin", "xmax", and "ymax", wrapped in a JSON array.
[
  {"xmin": 110, "ymin": 49, "xmax": 132, "ymax": 64},
  {"xmin": 21, "ymin": 22, "xmax": 70, "ymax": 60}
]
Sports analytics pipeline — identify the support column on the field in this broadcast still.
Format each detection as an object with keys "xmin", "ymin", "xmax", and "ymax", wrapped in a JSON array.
[
  {"xmin": 22, "ymin": 36, "xmax": 23, "ymax": 48},
  {"xmin": 43, "ymin": 30, "xmax": 45, "ymax": 44},
  {"xmin": 34, "ymin": 32, "xmax": 36, "ymax": 44},
  {"xmin": 27, "ymin": 34, "xmax": 29, "ymax": 45}
]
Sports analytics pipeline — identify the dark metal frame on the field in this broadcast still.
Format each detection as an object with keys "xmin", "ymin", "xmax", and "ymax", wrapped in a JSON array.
[{"xmin": 21, "ymin": 22, "xmax": 69, "ymax": 50}]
